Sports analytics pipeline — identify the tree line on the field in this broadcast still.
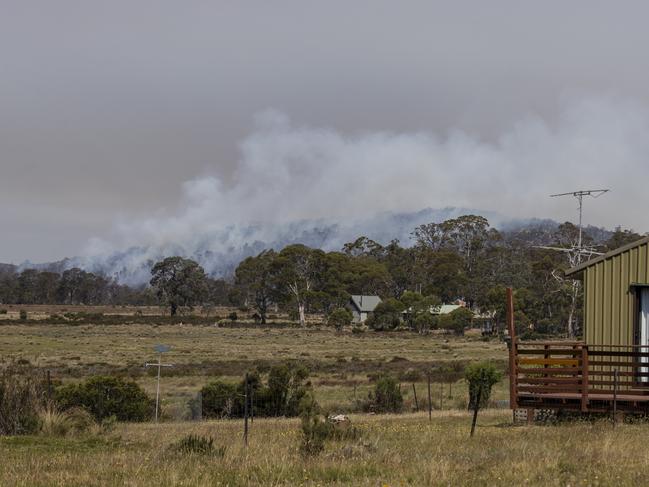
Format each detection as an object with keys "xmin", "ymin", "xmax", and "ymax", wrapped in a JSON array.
[{"xmin": 0, "ymin": 215, "xmax": 642, "ymax": 336}]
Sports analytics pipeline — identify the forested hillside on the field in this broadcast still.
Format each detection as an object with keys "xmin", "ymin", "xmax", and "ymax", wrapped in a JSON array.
[{"xmin": 0, "ymin": 215, "xmax": 642, "ymax": 336}]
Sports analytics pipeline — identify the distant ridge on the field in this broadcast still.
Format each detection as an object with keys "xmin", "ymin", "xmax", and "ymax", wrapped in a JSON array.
[{"xmin": 5, "ymin": 208, "xmax": 615, "ymax": 286}]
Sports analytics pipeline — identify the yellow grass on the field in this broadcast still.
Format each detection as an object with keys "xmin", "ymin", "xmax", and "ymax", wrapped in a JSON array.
[
  {"xmin": 1, "ymin": 411, "xmax": 647, "ymax": 486},
  {"xmin": 0, "ymin": 314, "xmax": 643, "ymax": 485},
  {"xmin": 0, "ymin": 322, "xmax": 507, "ymax": 415}
]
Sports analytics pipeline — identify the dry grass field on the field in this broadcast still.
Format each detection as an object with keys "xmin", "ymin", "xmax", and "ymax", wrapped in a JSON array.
[
  {"xmin": 5, "ymin": 307, "xmax": 632, "ymax": 486},
  {"xmin": 0, "ymin": 315, "xmax": 508, "ymax": 416},
  {"xmin": 1, "ymin": 410, "xmax": 647, "ymax": 486}
]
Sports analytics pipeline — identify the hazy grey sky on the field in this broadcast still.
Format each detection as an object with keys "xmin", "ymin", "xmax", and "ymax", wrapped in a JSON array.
[{"xmin": 3, "ymin": 1, "xmax": 649, "ymax": 263}]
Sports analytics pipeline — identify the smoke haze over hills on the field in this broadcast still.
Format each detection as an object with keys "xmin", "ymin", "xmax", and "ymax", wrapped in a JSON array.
[
  {"xmin": 4, "ymin": 2, "xmax": 649, "ymax": 264},
  {"xmin": 6, "ymin": 98, "xmax": 649, "ymax": 284}
]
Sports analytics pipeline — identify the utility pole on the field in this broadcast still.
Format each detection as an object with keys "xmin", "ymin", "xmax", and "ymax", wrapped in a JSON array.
[{"xmin": 145, "ymin": 344, "xmax": 174, "ymax": 422}]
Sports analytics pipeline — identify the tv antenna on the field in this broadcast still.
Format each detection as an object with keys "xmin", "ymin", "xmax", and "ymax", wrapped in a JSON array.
[
  {"xmin": 145, "ymin": 344, "xmax": 174, "ymax": 422},
  {"xmin": 536, "ymin": 189, "xmax": 610, "ymax": 265}
]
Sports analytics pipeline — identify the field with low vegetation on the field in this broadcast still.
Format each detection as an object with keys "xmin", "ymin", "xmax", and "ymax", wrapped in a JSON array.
[
  {"xmin": 2, "ymin": 410, "xmax": 649, "ymax": 486},
  {"xmin": 3, "ymin": 305, "xmax": 632, "ymax": 486},
  {"xmin": 0, "ymin": 306, "xmax": 508, "ymax": 417}
]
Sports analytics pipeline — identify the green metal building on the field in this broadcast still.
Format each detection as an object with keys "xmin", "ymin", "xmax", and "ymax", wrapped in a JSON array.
[{"xmin": 566, "ymin": 237, "xmax": 649, "ymax": 346}]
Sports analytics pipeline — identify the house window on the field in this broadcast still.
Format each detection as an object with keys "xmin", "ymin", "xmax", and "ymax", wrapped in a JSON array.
[{"xmin": 637, "ymin": 287, "xmax": 649, "ymax": 381}]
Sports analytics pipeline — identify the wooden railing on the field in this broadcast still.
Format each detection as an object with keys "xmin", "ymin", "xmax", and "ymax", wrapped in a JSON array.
[
  {"xmin": 511, "ymin": 341, "xmax": 649, "ymax": 412},
  {"xmin": 504, "ymin": 288, "xmax": 649, "ymax": 414}
]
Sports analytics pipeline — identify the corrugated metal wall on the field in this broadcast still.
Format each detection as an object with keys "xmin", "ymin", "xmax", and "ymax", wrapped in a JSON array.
[{"xmin": 584, "ymin": 241, "xmax": 649, "ymax": 346}]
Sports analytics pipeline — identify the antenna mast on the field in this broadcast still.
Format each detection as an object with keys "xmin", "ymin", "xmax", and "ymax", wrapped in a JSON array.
[
  {"xmin": 537, "ymin": 188, "xmax": 610, "ymax": 338},
  {"xmin": 546, "ymin": 189, "xmax": 610, "ymax": 265}
]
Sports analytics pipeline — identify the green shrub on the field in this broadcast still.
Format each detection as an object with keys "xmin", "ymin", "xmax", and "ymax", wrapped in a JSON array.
[
  {"xmin": 327, "ymin": 308, "xmax": 353, "ymax": 331},
  {"xmin": 55, "ymin": 376, "xmax": 154, "ymax": 422},
  {"xmin": 414, "ymin": 313, "xmax": 434, "ymax": 333},
  {"xmin": 366, "ymin": 299, "xmax": 404, "ymax": 331},
  {"xmin": 200, "ymin": 363, "xmax": 311, "ymax": 419},
  {"xmin": 19, "ymin": 310, "xmax": 27, "ymax": 320},
  {"xmin": 171, "ymin": 434, "xmax": 225, "ymax": 457},
  {"xmin": 464, "ymin": 362, "xmax": 502, "ymax": 410},
  {"xmin": 365, "ymin": 375, "xmax": 403, "ymax": 413},
  {"xmin": 228, "ymin": 311, "xmax": 238, "ymax": 322},
  {"xmin": 298, "ymin": 391, "xmax": 330, "ymax": 456},
  {"xmin": 437, "ymin": 307, "xmax": 473, "ymax": 335},
  {"xmin": 0, "ymin": 309, "xmax": 7, "ymax": 314},
  {"xmin": 199, "ymin": 381, "xmax": 240, "ymax": 418}
]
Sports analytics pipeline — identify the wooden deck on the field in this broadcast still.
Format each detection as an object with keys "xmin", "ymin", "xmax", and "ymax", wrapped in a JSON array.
[{"xmin": 506, "ymin": 289, "xmax": 649, "ymax": 415}]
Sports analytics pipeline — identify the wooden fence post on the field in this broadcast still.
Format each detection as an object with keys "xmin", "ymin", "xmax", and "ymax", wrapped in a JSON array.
[
  {"xmin": 470, "ymin": 386, "xmax": 483, "ymax": 437},
  {"xmin": 506, "ymin": 288, "xmax": 517, "ymax": 411},
  {"xmin": 412, "ymin": 383, "xmax": 419, "ymax": 412},
  {"xmin": 613, "ymin": 368, "xmax": 618, "ymax": 426},
  {"xmin": 581, "ymin": 345, "xmax": 589, "ymax": 412}
]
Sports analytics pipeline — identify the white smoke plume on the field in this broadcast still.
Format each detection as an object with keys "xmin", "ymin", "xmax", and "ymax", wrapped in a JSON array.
[{"xmin": 77, "ymin": 97, "xmax": 649, "ymax": 284}]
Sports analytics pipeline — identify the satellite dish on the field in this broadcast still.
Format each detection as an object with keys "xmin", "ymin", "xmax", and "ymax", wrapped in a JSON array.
[{"xmin": 154, "ymin": 344, "xmax": 171, "ymax": 353}]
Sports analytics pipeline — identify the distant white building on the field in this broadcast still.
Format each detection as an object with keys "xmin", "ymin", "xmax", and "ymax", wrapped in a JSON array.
[
  {"xmin": 348, "ymin": 295, "xmax": 382, "ymax": 323},
  {"xmin": 430, "ymin": 304, "xmax": 463, "ymax": 315}
]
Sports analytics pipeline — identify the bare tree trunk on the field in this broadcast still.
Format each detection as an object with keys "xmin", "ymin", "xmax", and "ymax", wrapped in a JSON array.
[
  {"xmin": 298, "ymin": 302, "xmax": 306, "ymax": 327},
  {"xmin": 567, "ymin": 280, "xmax": 580, "ymax": 338}
]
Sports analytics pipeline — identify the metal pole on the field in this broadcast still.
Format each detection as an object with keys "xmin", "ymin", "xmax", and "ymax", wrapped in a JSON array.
[
  {"xmin": 243, "ymin": 373, "xmax": 249, "ymax": 447},
  {"xmin": 577, "ymin": 193, "xmax": 583, "ymax": 255},
  {"xmin": 427, "ymin": 373, "xmax": 432, "ymax": 421},
  {"xmin": 155, "ymin": 353, "xmax": 161, "ymax": 422}
]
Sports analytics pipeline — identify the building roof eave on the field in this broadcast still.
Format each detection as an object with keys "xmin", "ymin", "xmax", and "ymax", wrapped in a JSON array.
[{"xmin": 565, "ymin": 236, "xmax": 649, "ymax": 277}]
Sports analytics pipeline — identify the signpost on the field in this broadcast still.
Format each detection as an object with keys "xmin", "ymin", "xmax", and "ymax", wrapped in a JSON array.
[{"xmin": 145, "ymin": 345, "xmax": 174, "ymax": 422}]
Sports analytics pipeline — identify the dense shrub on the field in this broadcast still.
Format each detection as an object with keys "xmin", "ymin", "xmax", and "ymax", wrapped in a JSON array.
[
  {"xmin": 437, "ymin": 307, "xmax": 474, "ymax": 335},
  {"xmin": 200, "ymin": 363, "xmax": 311, "ymax": 419},
  {"xmin": 199, "ymin": 381, "xmax": 240, "ymax": 418},
  {"xmin": 327, "ymin": 308, "xmax": 353, "ymax": 331},
  {"xmin": 464, "ymin": 362, "xmax": 502, "ymax": 409},
  {"xmin": 0, "ymin": 309, "xmax": 7, "ymax": 314},
  {"xmin": 366, "ymin": 299, "xmax": 404, "ymax": 331},
  {"xmin": 55, "ymin": 376, "xmax": 154, "ymax": 422},
  {"xmin": 364, "ymin": 375, "xmax": 403, "ymax": 413},
  {"xmin": 19, "ymin": 310, "xmax": 27, "ymax": 320}
]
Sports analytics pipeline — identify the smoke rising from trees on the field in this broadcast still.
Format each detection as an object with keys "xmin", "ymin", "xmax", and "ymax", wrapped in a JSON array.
[{"xmin": 71, "ymin": 97, "xmax": 648, "ymax": 283}]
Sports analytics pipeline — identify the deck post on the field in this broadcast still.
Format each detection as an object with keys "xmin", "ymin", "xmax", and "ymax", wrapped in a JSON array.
[
  {"xmin": 612, "ymin": 368, "xmax": 618, "ymax": 426},
  {"xmin": 506, "ymin": 288, "xmax": 517, "ymax": 410},
  {"xmin": 580, "ymin": 345, "xmax": 589, "ymax": 412}
]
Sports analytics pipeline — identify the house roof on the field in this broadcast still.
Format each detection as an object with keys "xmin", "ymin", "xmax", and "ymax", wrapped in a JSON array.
[
  {"xmin": 565, "ymin": 236, "xmax": 649, "ymax": 276},
  {"xmin": 350, "ymin": 295, "xmax": 382, "ymax": 312},
  {"xmin": 431, "ymin": 304, "xmax": 463, "ymax": 315}
]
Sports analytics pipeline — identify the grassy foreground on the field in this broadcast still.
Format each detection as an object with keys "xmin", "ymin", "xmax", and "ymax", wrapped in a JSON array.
[{"xmin": 1, "ymin": 410, "xmax": 646, "ymax": 486}]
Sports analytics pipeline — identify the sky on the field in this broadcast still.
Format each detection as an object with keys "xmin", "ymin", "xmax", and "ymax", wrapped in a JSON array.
[{"xmin": 3, "ymin": 1, "xmax": 649, "ymax": 263}]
